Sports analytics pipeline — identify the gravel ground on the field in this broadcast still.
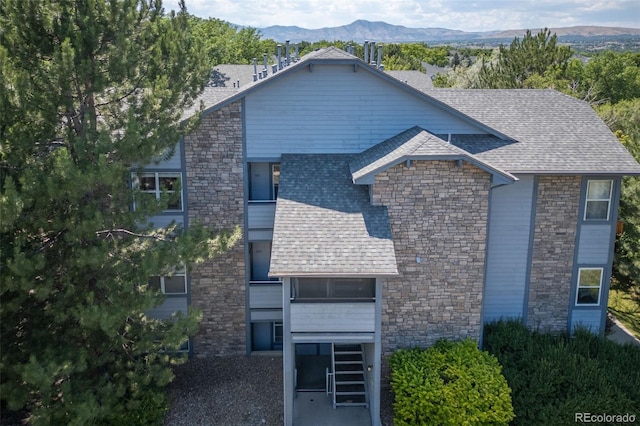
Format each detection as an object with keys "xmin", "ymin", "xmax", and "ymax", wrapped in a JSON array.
[{"xmin": 164, "ymin": 356, "xmax": 395, "ymax": 426}]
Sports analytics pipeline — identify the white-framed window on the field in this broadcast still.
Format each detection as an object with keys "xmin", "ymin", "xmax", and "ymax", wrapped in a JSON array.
[
  {"xmin": 149, "ymin": 270, "xmax": 187, "ymax": 294},
  {"xmin": 133, "ymin": 172, "xmax": 183, "ymax": 212},
  {"xmin": 584, "ymin": 180, "xmax": 612, "ymax": 221},
  {"xmin": 575, "ymin": 267, "xmax": 603, "ymax": 305}
]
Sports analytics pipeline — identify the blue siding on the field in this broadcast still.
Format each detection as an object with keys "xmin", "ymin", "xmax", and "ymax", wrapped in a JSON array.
[
  {"xmin": 571, "ymin": 309, "xmax": 603, "ymax": 334},
  {"xmin": 577, "ymin": 224, "xmax": 612, "ymax": 264},
  {"xmin": 483, "ymin": 176, "xmax": 535, "ymax": 323},
  {"xmin": 151, "ymin": 142, "xmax": 182, "ymax": 169},
  {"xmin": 146, "ymin": 297, "xmax": 188, "ymax": 320},
  {"xmin": 245, "ymin": 65, "xmax": 486, "ymax": 158}
]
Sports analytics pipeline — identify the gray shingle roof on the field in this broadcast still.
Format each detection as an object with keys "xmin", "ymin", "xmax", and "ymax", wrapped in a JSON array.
[
  {"xmin": 350, "ymin": 126, "xmax": 517, "ymax": 184},
  {"xmin": 185, "ymin": 47, "xmax": 640, "ymax": 176},
  {"xmin": 269, "ymin": 154, "xmax": 398, "ymax": 277},
  {"xmin": 424, "ymin": 89, "xmax": 640, "ymax": 174},
  {"xmin": 386, "ymin": 70, "xmax": 434, "ymax": 90}
]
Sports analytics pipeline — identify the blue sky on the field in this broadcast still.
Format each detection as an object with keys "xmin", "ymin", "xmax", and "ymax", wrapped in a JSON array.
[{"xmin": 179, "ymin": 0, "xmax": 640, "ymax": 32}]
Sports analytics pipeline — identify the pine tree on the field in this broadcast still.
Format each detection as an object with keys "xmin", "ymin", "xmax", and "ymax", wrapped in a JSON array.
[
  {"xmin": 0, "ymin": 1, "xmax": 238, "ymax": 424},
  {"xmin": 476, "ymin": 28, "xmax": 573, "ymax": 89}
]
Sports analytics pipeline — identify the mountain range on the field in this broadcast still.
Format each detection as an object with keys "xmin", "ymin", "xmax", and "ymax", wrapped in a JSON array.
[{"xmin": 257, "ymin": 19, "xmax": 640, "ymax": 44}]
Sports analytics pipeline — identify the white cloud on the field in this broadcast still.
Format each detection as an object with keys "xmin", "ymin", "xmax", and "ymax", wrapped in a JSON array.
[{"xmin": 178, "ymin": 0, "xmax": 640, "ymax": 31}]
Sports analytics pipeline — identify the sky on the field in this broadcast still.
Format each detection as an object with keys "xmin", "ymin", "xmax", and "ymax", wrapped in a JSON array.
[{"xmin": 178, "ymin": 0, "xmax": 640, "ymax": 32}]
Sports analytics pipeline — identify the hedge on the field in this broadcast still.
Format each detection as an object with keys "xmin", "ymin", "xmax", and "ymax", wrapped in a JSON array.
[
  {"xmin": 483, "ymin": 320, "xmax": 640, "ymax": 425},
  {"xmin": 389, "ymin": 339, "xmax": 514, "ymax": 426}
]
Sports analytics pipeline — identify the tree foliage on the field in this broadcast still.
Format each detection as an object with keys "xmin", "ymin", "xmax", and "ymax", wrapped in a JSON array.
[
  {"xmin": 476, "ymin": 28, "xmax": 573, "ymax": 88},
  {"xmin": 0, "ymin": 1, "xmax": 238, "ymax": 424},
  {"xmin": 597, "ymin": 100, "xmax": 640, "ymax": 291},
  {"xmin": 190, "ymin": 17, "xmax": 276, "ymax": 67}
]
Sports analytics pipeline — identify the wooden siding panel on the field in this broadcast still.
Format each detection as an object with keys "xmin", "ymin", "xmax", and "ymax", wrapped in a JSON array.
[
  {"xmin": 577, "ymin": 224, "xmax": 612, "ymax": 264},
  {"xmin": 146, "ymin": 297, "xmax": 187, "ymax": 320},
  {"xmin": 571, "ymin": 309, "xmax": 602, "ymax": 334},
  {"xmin": 245, "ymin": 65, "xmax": 485, "ymax": 158},
  {"xmin": 290, "ymin": 303, "xmax": 375, "ymax": 332},
  {"xmin": 483, "ymin": 176, "xmax": 535, "ymax": 323},
  {"xmin": 249, "ymin": 284, "xmax": 282, "ymax": 309},
  {"xmin": 248, "ymin": 202, "xmax": 276, "ymax": 229}
]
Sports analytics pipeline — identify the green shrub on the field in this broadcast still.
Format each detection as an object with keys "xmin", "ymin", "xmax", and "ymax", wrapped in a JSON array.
[
  {"xmin": 484, "ymin": 320, "xmax": 640, "ymax": 425},
  {"xmin": 389, "ymin": 339, "xmax": 514, "ymax": 426}
]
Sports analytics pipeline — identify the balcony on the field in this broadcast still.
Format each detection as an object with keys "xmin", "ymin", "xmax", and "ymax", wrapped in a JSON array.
[
  {"xmin": 247, "ymin": 201, "xmax": 276, "ymax": 229},
  {"xmin": 249, "ymin": 281, "xmax": 282, "ymax": 309},
  {"xmin": 290, "ymin": 303, "xmax": 375, "ymax": 333}
]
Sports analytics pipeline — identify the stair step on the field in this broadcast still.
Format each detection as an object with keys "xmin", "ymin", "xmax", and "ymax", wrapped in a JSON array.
[
  {"xmin": 335, "ymin": 402, "xmax": 368, "ymax": 407},
  {"xmin": 334, "ymin": 380, "xmax": 365, "ymax": 385},
  {"xmin": 334, "ymin": 344, "xmax": 362, "ymax": 351},
  {"xmin": 335, "ymin": 360, "xmax": 364, "ymax": 365},
  {"xmin": 333, "ymin": 350, "xmax": 362, "ymax": 355}
]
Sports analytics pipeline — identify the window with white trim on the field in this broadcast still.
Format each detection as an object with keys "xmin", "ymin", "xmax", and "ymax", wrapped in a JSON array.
[
  {"xmin": 575, "ymin": 268, "xmax": 603, "ymax": 305},
  {"xmin": 149, "ymin": 270, "xmax": 187, "ymax": 294},
  {"xmin": 584, "ymin": 180, "xmax": 612, "ymax": 221},
  {"xmin": 134, "ymin": 172, "xmax": 183, "ymax": 211}
]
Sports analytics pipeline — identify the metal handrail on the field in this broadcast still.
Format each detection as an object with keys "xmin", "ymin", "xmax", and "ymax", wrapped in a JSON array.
[
  {"xmin": 331, "ymin": 343, "xmax": 337, "ymax": 409},
  {"xmin": 325, "ymin": 368, "xmax": 334, "ymax": 396}
]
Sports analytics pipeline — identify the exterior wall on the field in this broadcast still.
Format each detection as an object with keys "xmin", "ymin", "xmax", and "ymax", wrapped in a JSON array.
[
  {"xmin": 245, "ymin": 65, "xmax": 485, "ymax": 158},
  {"xmin": 569, "ymin": 177, "xmax": 621, "ymax": 335},
  {"xmin": 184, "ymin": 101, "xmax": 246, "ymax": 356},
  {"xmin": 483, "ymin": 175, "xmax": 536, "ymax": 323},
  {"xmin": 373, "ymin": 161, "xmax": 491, "ymax": 355},
  {"xmin": 526, "ymin": 176, "xmax": 581, "ymax": 332}
]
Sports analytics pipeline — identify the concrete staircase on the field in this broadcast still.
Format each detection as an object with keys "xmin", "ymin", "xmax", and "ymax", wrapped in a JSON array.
[{"xmin": 331, "ymin": 343, "xmax": 368, "ymax": 408}]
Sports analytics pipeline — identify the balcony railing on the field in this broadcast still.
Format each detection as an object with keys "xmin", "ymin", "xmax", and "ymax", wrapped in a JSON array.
[
  {"xmin": 249, "ymin": 280, "xmax": 282, "ymax": 309},
  {"xmin": 290, "ymin": 303, "xmax": 375, "ymax": 333}
]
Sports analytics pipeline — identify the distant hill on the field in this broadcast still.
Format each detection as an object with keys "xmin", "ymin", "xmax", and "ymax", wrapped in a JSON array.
[{"xmin": 257, "ymin": 19, "xmax": 640, "ymax": 44}]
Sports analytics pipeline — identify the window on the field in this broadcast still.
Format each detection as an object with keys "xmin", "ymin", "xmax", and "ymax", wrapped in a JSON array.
[
  {"xmin": 273, "ymin": 322, "xmax": 283, "ymax": 344},
  {"xmin": 149, "ymin": 270, "xmax": 187, "ymax": 294},
  {"xmin": 272, "ymin": 164, "xmax": 280, "ymax": 199},
  {"xmin": 584, "ymin": 180, "xmax": 612, "ymax": 221},
  {"xmin": 292, "ymin": 277, "xmax": 375, "ymax": 301},
  {"xmin": 134, "ymin": 172, "xmax": 183, "ymax": 211},
  {"xmin": 575, "ymin": 268, "xmax": 603, "ymax": 305},
  {"xmin": 248, "ymin": 163, "xmax": 279, "ymax": 201}
]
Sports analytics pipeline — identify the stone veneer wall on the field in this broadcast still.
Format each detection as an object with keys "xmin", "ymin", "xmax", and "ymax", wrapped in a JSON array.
[
  {"xmin": 372, "ymin": 161, "xmax": 490, "ymax": 356},
  {"xmin": 184, "ymin": 101, "xmax": 246, "ymax": 356},
  {"xmin": 526, "ymin": 176, "xmax": 581, "ymax": 332}
]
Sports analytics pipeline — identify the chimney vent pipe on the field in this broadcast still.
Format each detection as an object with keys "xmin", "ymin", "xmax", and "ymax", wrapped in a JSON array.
[
  {"xmin": 364, "ymin": 40, "xmax": 369, "ymax": 64},
  {"xmin": 285, "ymin": 40, "xmax": 290, "ymax": 66},
  {"xmin": 377, "ymin": 45, "xmax": 382, "ymax": 69},
  {"xmin": 277, "ymin": 44, "xmax": 282, "ymax": 70}
]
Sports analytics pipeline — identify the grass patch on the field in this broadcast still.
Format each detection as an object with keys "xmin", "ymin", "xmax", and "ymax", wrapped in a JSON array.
[{"xmin": 608, "ymin": 288, "xmax": 640, "ymax": 339}]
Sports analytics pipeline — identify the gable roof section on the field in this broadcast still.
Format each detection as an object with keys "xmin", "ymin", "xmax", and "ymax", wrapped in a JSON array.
[
  {"xmin": 269, "ymin": 154, "xmax": 398, "ymax": 277},
  {"xmin": 183, "ymin": 47, "xmax": 640, "ymax": 176},
  {"xmin": 350, "ymin": 126, "xmax": 517, "ymax": 186},
  {"xmin": 424, "ymin": 89, "xmax": 640, "ymax": 175},
  {"xmin": 187, "ymin": 47, "xmax": 510, "ymax": 140}
]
